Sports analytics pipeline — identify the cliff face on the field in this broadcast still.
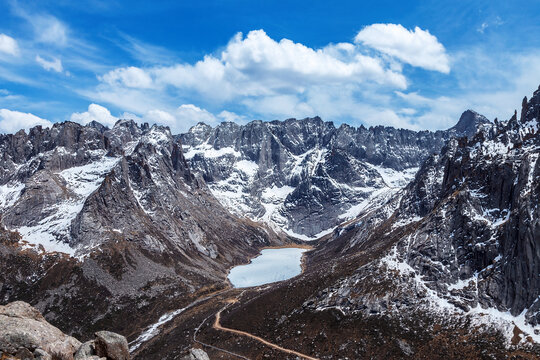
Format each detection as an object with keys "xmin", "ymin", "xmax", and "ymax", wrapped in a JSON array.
[{"xmin": 179, "ymin": 112, "xmax": 490, "ymax": 237}]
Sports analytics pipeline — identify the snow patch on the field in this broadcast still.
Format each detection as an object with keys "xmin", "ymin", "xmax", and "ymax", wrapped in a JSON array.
[
  {"xmin": 370, "ymin": 165, "xmax": 418, "ymax": 188},
  {"xmin": 15, "ymin": 156, "xmax": 120, "ymax": 256},
  {"xmin": 184, "ymin": 144, "xmax": 240, "ymax": 160},
  {"xmin": 130, "ymin": 306, "xmax": 190, "ymax": 352},
  {"xmin": 282, "ymin": 226, "xmax": 336, "ymax": 241},
  {"xmin": 0, "ymin": 182, "xmax": 24, "ymax": 209},
  {"xmin": 235, "ymin": 160, "xmax": 259, "ymax": 177}
]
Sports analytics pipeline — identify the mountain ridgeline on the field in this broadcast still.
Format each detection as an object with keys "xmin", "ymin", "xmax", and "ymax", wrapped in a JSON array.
[
  {"xmin": 179, "ymin": 110, "xmax": 490, "ymax": 237},
  {"xmin": 213, "ymin": 86, "xmax": 540, "ymax": 359}
]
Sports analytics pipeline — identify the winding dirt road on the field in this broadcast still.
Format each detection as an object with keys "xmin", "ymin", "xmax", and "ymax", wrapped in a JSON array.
[{"xmin": 212, "ymin": 301, "xmax": 320, "ymax": 360}]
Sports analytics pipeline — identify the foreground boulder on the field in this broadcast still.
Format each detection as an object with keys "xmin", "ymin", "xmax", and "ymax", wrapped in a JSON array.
[
  {"xmin": 94, "ymin": 332, "xmax": 129, "ymax": 360},
  {"xmin": 181, "ymin": 348, "xmax": 210, "ymax": 360},
  {"xmin": 0, "ymin": 301, "xmax": 128, "ymax": 360}
]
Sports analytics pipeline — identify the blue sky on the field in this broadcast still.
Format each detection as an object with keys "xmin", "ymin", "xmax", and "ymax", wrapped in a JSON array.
[{"xmin": 0, "ymin": 0, "xmax": 539, "ymax": 134}]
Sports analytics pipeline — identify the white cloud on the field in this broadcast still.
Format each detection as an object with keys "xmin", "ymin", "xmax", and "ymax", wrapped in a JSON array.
[
  {"xmin": 70, "ymin": 103, "xmax": 118, "ymax": 127},
  {"xmin": 242, "ymin": 95, "xmax": 315, "ymax": 120},
  {"xmin": 32, "ymin": 15, "xmax": 68, "ymax": 45},
  {"xmin": 88, "ymin": 29, "xmax": 416, "ymax": 128},
  {"xmin": 170, "ymin": 104, "xmax": 218, "ymax": 132},
  {"xmin": 477, "ymin": 23, "xmax": 489, "ymax": 33},
  {"xmin": 0, "ymin": 34, "xmax": 19, "ymax": 56},
  {"xmin": 355, "ymin": 23, "xmax": 450, "ymax": 73},
  {"xmin": 0, "ymin": 109, "xmax": 52, "ymax": 134},
  {"xmin": 98, "ymin": 29, "xmax": 407, "ymax": 105},
  {"xmin": 217, "ymin": 110, "xmax": 246, "ymax": 123},
  {"xmin": 100, "ymin": 66, "xmax": 153, "ymax": 88},
  {"xmin": 35, "ymin": 55, "xmax": 63, "ymax": 73},
  {"xmin": 140, "ymin": 105, "xmax": 220, "ymax": 133},
  {"xmin": 69, "ymin": 103, "xmax": 222, "ymax": 134},
  {"xmin": 11, "ymin": 3, "xmax": 68, "ymax": 46},
  {"xmin": 143, "ymin": 109, "xmax": 176, "ymax": 125},
  {"xmin": 220, "ymin": 30, "xmax": 406, "ymax": 88}
]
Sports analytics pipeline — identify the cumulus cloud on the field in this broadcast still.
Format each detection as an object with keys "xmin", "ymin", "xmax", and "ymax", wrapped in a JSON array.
[
  {"xmin": 355, "ymin": 24, "xmax": 450, "ymax": 73},
  {"xmin": 69, "ymin": 103, "xmax": 225, "ymax": 133},
  {"xmin": 220, "ymin": 30, "xmax": 406, "ymax": 88},
  {"xmin": 0, "ymin": 34, "xmax": 19, "ymax": 56},
  {"xmin": 36, "ymin": 55, "xmax": 63, "ymax": 72},
  {"xmin": 217, "ymin": 110, "xmax": 246, "ymax": 123},
  {"xmin": 98, "ymin": 29, "xmax": 407, "ymax": 103},
  {"xmin": 0, "ymin": 109, "xmax": 52, "ymax": 134},
  {"xmin": 175, "ymin": 104, "xmax": 217, "ymax": 125},
  {"xmin": 100, "ymin": 66, "xmax": 153, "ymax": 88},
  {"xmin": 85, "ymin": 26, "xmax": 459, "ymax": 131},
  {"xmin": 70, "ymin": 103, "xmax": 118, "ymax": 127}
]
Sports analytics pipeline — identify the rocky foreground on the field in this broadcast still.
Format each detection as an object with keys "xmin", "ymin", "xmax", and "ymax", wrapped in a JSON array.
[
  {"xmin": 0, "ymin": 301, "xmax": 128, "ymax": 360},
  {"xmin": 0, "ymin": 301, "xmax": 210, "ymax": 360}
]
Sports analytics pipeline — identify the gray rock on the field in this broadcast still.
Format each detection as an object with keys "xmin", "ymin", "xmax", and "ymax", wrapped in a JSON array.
[
  {"xmin": 0, "ymin": 301, "xmax": 81, "ymax": 358},
  {"xmin": 33, "ymin": 349, "xmax": 52, "ymax": 360},
  {"xmin": 179, "ymin": 112, "xmax": 490, "ymax": 236},
  {"xmin": 74, "ymin": 341, "xmax": 95, "ymax": 360},
  {"xmin": 15, "ymin": 348, "xmax": 34, "ymax": 359},
  {"xmin": 181, "ymin": 348, "xmax": 210, "ymax": 360},
  {"xmin": 311, "ymin": 85, "xmax": 540, "ymax": 332},
  {"xmin": 94, "ymin": 331, "xmax": 129, "ymax": 360}
]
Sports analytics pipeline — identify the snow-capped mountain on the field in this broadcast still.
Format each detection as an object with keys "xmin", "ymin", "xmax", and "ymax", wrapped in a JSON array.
[
  {"xmin": 179, "ymin": 111, "xmax": 490, "ymax": 238},
  {"xmin": 302, "ymin": 86, "xmax": 540, "ymax": 345},
  {"xmin": 0, "ymin": 119, "xmax": 284, "ymax": 338}
]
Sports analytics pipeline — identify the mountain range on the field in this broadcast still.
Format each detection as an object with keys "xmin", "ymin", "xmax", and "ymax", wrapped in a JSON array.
[{"xmin": 0, "ymin": 86, "xmax": 539, "ymax": 359}]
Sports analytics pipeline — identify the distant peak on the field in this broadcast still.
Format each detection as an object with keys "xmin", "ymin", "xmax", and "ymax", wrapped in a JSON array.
[
  {"xmin": 87, "ymin": 120, "xmax": 108, "ymax": 132},
  {"xmin": 113, "ymin": 119, "xmax": 138, "ymax": 128},
  {"xmin": 451, "ymin": 110, "xmax": 490, "ymax": 136},
  {"xmin": 189, "ymin": 122, "xmax": 212, "ymax": 133}
]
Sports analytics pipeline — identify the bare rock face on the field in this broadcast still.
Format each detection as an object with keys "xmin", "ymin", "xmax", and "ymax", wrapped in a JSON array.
[
  {"xmin": 301, "ymin": 85, "xmax": 540, "ymax": 346},
  {"xmin": 0, "ymin": 301, "xmax": 80, "ymax": 359},
  {"xmin": 34, "ymin": 349, "xmax": 53, "ymax": 360},
  {"xmin": 94, "ymin": 332, "xmax": 129, "ymax": 360},
  {"xmin": 73, "ymin": 341, "xmax": 103, "ymax": 360}
]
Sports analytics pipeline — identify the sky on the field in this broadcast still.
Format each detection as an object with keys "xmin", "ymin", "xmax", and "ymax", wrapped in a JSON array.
[{"xmin": 0, "ymin": 0, "xmax": 539, "ymax": 134}]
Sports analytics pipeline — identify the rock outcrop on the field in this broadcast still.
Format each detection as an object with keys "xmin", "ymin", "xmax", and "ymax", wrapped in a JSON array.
[{"xmin": 0, "ymin": 301, "xmax": 128, "ymax": 360}]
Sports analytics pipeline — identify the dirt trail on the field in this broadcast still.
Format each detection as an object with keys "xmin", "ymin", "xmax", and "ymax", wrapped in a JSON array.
[{"xmin": 213, "ymin": 302, "xmax": 319, "ymax": 360}]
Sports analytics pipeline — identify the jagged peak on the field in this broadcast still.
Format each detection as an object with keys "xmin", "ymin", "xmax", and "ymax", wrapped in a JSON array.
[
  {"xmin": 86, "ymin": 120, "xmax": 108, "ymax": 133},
  {"xmin": 113, "ymin": 118, "xmax": 139, "ymax": 128},
  {"xmin": 450, "ymin": 109, "xmax": 491, "ymax": 136},
  {"xmin": 189, "ymin": 122, "xmax": 212, "ymax": 133}
]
